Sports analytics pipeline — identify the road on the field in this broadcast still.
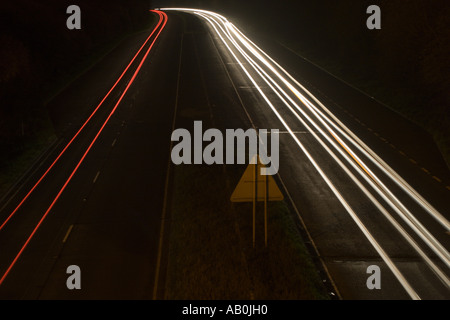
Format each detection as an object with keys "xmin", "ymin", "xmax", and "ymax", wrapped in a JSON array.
[{"xmin": 0, "ymin": 8, "xmax": 449, "ymax": 299}]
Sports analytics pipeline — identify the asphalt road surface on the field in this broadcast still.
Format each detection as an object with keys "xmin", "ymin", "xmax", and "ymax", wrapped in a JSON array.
[{"xmin": 0, "ymin": 9, "xmax": 448, "ymax": 300}]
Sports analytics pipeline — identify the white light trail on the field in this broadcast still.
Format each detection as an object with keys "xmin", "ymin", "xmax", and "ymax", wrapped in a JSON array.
[
  {"xmin": 223, "ymin": 22, "xmax": 450, "ymax": 268},
  {"xmin": 160, "ymin": 7, "xmax": 450, "ymax": 298}
]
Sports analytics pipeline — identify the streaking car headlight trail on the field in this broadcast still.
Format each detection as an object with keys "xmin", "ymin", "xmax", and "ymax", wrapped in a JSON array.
[{"xmin": 161, "ymin": 8, "xmax": 449, "ymax": 300}]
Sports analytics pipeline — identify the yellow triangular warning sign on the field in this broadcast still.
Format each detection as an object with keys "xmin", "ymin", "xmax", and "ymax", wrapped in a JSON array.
[{"xmin": 230, "ymin": 156, "xmax": 284, "ymax": 202}]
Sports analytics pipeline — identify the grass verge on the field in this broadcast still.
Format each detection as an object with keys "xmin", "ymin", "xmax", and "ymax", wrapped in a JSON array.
[{"xmin": 164, "ymin": 162, "xmax": 331, "ymax": 300}]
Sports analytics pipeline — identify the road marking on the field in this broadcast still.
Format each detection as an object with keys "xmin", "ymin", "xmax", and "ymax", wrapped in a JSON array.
[
  {"xmin": 432, "ymin": 176, "xmax": 442, "ymax": 183},
  {"xmin": 209, "ymin": 29, "xmax": 259, "ymax": 299},
  {"xmin": 63, "ymin": 224, "xmax": 74, "ymax": 243},
  {"xmin": 112, "ymin": 138, "xmax": 117, "ymax": 147},
  {"xmin": 191, "ymin": 8, "xmax": 427, "ymax": 299},
  {"xmin": 446, "ymin": 186, "xmax": 450, "ymax": 191},
  {"xmin": 93, "ymin": 171, "xmax": 100, "ymax": 184},
  {"xmin": 409, "ymin": 158, "xmax": 417, "ymax": 165}
]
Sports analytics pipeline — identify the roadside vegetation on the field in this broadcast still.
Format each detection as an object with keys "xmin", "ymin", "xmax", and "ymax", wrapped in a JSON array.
[{"xmin": 280, "ymin": 1, "xmax": 450, "ymax": 167}]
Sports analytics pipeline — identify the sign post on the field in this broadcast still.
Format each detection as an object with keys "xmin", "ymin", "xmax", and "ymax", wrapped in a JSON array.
[{"xmin": 230, "ymin": 155, "xmax": 283, "ymax": 247}]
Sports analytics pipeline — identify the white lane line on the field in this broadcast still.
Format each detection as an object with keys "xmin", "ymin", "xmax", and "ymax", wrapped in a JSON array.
[
  {"xmin": 112, "ymin": 138, "xmax": 117, "ymax": 147},
  {"xmin": 93, "ymin": 171, "xmax": 100, "ymax": 184},
  {"xmin": 63, "ymin": 224, "xmax": 74, "ymax": 243}
]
